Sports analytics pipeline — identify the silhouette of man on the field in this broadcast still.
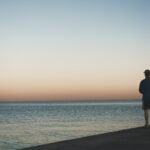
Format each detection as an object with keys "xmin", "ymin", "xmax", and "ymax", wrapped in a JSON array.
[{"xmin": 139, "ymin": 69, "xmax": 150, "ymax": 127}]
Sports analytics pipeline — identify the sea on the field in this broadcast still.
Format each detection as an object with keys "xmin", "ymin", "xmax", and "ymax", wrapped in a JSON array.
[{"xmin": 0, "ymin": 100, "xmax": 143, "ymax": 150}]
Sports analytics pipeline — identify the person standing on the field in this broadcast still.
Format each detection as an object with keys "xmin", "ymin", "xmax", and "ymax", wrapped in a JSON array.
[{"xmin": 139, "ymin": 69, "xmax": 150, "ymax": 127}]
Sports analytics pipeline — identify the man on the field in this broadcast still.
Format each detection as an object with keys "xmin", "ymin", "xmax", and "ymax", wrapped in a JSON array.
[{"xmin": 139, "ymin": 69, "xmax": 150, "ymax": 127}]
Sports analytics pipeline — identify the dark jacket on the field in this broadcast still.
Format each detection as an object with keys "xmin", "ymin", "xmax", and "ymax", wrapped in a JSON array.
[{"xmin": 139, "ymin": 78, "xmax": 150, "ymax": 101}]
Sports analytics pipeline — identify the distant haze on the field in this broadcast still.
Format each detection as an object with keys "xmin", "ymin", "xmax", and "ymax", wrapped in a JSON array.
[{"xmin": 0, "ymin": 0, "xmax": 149, "ymax": 101}]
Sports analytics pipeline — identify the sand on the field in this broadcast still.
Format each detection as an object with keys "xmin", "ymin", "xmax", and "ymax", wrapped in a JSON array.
[{"xmin": 20, "ymin": 127, "xmax": 150, "ymax": 150}]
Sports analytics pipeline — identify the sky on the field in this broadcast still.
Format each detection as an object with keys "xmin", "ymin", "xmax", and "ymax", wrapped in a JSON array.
[{"xmin": 0, "ymin": 0, "xmax": 150, "ymax": 101}]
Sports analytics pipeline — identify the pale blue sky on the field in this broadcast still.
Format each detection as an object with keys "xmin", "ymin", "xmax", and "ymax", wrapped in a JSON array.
[{"xmin": 0, "ymin": 0, "xmax": 150, "ymax": 100}]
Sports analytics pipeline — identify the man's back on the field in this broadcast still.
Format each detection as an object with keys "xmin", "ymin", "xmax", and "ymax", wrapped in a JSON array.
[{"xmin": 139, "ymin": 78, "xmax": 150, "ymax": 100}]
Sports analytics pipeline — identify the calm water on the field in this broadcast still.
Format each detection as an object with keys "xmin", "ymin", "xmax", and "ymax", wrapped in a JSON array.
[{"xmin": 0, "ymin": 100, "xmax": 143, "ymax": 150}]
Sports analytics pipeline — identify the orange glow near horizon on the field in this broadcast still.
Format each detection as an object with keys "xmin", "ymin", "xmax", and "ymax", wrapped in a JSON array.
[
  {"xmin": 0, "ymin": 88, "xmax": 140, "ymax": 101},
  {"xmin": 0, "ymin": 71, "xmax": 141, "ymax": 101}
]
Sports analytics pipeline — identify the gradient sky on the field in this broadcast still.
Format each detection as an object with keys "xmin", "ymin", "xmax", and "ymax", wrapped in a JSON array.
[{"xmin": 0, "ymin": 0, "xmax": 150, "ymax": 100}]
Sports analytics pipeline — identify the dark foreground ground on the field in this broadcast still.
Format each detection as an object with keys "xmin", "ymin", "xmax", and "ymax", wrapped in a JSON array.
[{"xmin": 21, "ymin": 127, "xmax": 150, "ymax": 150}]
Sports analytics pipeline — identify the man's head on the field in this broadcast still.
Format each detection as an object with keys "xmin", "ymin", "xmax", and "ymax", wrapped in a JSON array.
[{"xmin": 144, "ymin": 69, "xmax": 150, "ymax": 78}]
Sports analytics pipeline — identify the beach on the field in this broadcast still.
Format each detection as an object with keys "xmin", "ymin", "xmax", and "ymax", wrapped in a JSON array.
[{"xmin": 21, "ymin": 127, "xmax": 150, "ymax": 150}]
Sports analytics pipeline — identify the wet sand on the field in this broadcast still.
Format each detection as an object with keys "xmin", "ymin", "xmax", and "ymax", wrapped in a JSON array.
[{"xmin": 21, "ymin": 127, "xmax": 150, "ymax": 150}]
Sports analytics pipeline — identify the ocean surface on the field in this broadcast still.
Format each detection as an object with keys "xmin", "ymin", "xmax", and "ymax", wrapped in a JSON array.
[{"xmin": 0, "ymin": 100, "xmax": 143, "ymax": 150}]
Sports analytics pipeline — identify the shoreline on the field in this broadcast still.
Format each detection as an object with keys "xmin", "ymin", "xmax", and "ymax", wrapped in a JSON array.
[{"xmin": 20, "ymin": 126, "xmax": 150, "ymax": 150}]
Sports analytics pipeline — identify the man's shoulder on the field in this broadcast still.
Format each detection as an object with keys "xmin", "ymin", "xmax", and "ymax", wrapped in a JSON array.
[
  {"xmin": 140, "ymin": 78, "xmax": 150, "ymax": 84},
  {"xmin": 140, "ymin": 79, "xmax": 145, "ymax": 83}
]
